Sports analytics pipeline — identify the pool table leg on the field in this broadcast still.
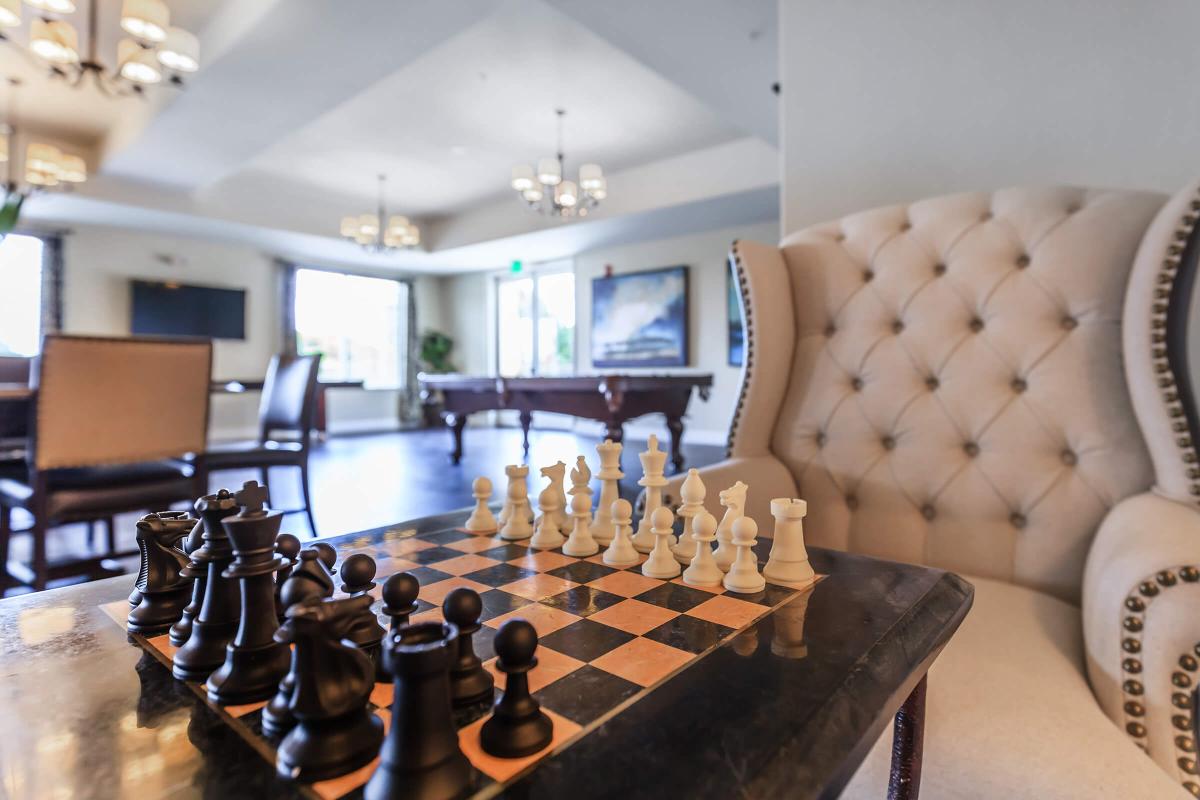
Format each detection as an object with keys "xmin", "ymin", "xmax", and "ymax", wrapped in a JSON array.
[
  {"xmin": 888, "ymin": 675, "xmax": 926, "ymax": 800},
  {"xmin": 445, "ymin": 413, "xmax": 466, "ymax": 465}
]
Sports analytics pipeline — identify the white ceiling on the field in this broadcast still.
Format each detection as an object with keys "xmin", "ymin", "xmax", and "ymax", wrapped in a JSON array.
[{"xmin": 14, "ymin": 0, "xmax": 780, "ymax": 271}]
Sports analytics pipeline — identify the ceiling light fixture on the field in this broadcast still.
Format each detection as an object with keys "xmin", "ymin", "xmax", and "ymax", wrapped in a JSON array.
[
  {"xmin": 0, "ymin": 0, "xmax": 200, "ymax": 97},
  {"xmin": 340, "ymin": 174, "xmax": 420, "ymax": 253},
  {"xmin": 511, "ymin": 109, "xmax": 605, "ymax": 218}
]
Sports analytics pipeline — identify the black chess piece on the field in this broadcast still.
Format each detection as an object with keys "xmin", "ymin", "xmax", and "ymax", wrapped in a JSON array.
[
  {"xmin": 170, "ymin": 519, "xmax": 212, "ymax": 646},
  {"xmin": 339, "ymin": 555, "xmax": 387, "ymax": 680},
  {"xmin": 365, "ymin": 622, "xmax": 474, "ymax": 800},
  {"xmin": 207, "ymin": 481, "xmax": 291, "ymax": 705},
  {"xmin": 276, "ymin": 595, "xmax": 384, "ymax": 782},
  {"xmin": 133, "ymin": 517, "xmax": 201, "ymax": 610},
  {"xmin": 380, "ymin": 572, "xmax": 420, "ymax": 634},
  {"xmin": 443, "ymin": 588, "xmax": 494, "ymax": 708},
  {"xmin": 274, "ymin": 533, "xmax": 302, "ymax": 621},
  {"xmin": 480, "ymin": 619, "xmax": 553, "ymax": 758},
  {"xmin": 292, "ymin": 547, "xmax": 335, "ymax": 597},
  {"xmin": 172, "ymin": 489, "xmax": 243, "ymax": 681},
  {"xmin": 312, "ymin": 541, "xmax": 337, "ymax": 575},
  {"xmin": 127, "ymin": 512, "xmax": 195, "ymax": 635},
  {"xmin": 262, "ymin": 571, "xmax": 328, "ymax": 738}
]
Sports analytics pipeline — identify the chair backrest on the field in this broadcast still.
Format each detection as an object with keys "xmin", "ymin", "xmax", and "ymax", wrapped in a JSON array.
[
  {"xmin": 258, "ymin": 353, "xmax": 321, "ymax": 442},
  {"xmin": 33, "ymin": 335, "xmax": 212, "ymax": 470},
  {"xmin": 729, "ymin": 187, "xmax": 1167, "ymax": 602}
]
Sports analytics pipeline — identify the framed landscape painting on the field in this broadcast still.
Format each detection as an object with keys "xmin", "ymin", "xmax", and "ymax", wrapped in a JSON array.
[
  {"xmin": 591, "ymin": 265, "xmax": 689, "ymax": 368},
  {"xmin": 728, "ymin": 261, "xmax": 744, "ymax": 366}
]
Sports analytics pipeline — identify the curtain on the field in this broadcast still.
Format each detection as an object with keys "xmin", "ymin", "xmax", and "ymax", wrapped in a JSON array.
[
  {"xmin": 40, "ymin": 233, "xmax": 64, "ymax": 335},
  {"xmin": 399, "ymin": 277, "xmax": 420, "ymax": 424},
  {"xmin": 277, "ymin": 258, "xmax": 298, "ymax": 356}
]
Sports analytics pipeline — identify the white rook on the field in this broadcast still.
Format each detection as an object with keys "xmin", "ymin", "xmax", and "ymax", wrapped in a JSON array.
[{"xmin": 762, "ymin": 498, "xmax": 815, "ymax": 586}]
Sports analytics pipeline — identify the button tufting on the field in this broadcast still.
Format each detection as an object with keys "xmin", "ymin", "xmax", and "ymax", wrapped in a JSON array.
[
  {"xmin": 851, "ymin": 377, "xmax": 864, "ymax": 391},
  {"xmin": 881, "ymin": 435, "xmax": 896, "ymax": 450},
  {"xmin": 1061, "ymin": 449, "xmax": 1077, "ymax": 466},
  {"xmin": 969, "ymin": 317, "xmax": 984, "ymax": 333},
  {"xmin": 835, "ymin": 232, "xmax": 846, "ymax": 242},
  {"xmin": 1066, "ymin": 205, "xmax": 1081, "ymax": 214},
  {"xmin": 892, "ymin": 319, "xmax": 905, "ymax": 334},
  {"xmin": 933, "ymin": 263, "xmax": 947, "ymax": 276},
  {"xmin": 1011, "ymin": 377, "xmax": 1028, "ymax": 393},
  {"xmin": 824, "ymin": 323, "xmax": 836, "ymax": 338},
  {"xmin": 846, "ymin": 494, "xmax": 858, "ymax": 510},
  {"xmin": 815, "ymin": 432, "xmax": 826, "ymax": 448},
  {"xmin": 1010, "ymin": 512, "xmax": 1027, "ymax": 529},
  {"xmin": 1016, "ymin": 254, "xmax": 1031, "ymax": 268},
  {"xmin": 981, "ymin": 211, "xmax": 993, "ymax": 222},
  {"xmin": 963, "ymin": 441, "xmax": 980, "ymax": 457},
  {"xmin": 1061, "ymin": 315, "xmax": 1078, "ymax": 330},
  {"xmin": 921, "ymin": 504, "xmax": 936, "ymax": 521},
  {"xmin": 862, "ymin": 269, "xmax": 874, "ymax": 282},
  {"xmin": 925, "ymin": 376, "xmax": 940, "ymax": 391},
  {"xmin": 900, "ymin": 221, "xmax": 912, "ymax": 232}
]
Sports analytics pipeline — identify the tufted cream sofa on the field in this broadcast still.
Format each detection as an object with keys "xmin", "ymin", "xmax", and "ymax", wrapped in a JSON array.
[{"xmin": 663, "ymin": 181, "xmax": 1200, "ymax": 797}]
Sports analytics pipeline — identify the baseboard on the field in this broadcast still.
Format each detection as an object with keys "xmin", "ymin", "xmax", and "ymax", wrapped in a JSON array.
[{"xmin": 327, "ymin": 418, "xmax": 402, "ymax": 435}]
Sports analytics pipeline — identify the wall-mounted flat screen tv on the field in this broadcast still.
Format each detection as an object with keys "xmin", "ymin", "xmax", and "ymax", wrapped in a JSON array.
[{"xmin": 130, "ymin": 280, "xmax": 246, "ymax": 340}]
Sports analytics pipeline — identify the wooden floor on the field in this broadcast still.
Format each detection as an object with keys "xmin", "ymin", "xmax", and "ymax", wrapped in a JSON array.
[{"xmin": 3, "ymin": 426, "xmax": 725, "ymax": 595}]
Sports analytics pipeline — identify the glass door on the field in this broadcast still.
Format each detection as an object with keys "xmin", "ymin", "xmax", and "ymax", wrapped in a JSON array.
[{"xmin": 495, "ymin": 265, "xmax": 575, "ymax": 377}]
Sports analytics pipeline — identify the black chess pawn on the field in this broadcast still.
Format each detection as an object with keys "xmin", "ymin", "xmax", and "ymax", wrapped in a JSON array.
[
  {"xmin": 276, "ymin": 595, "xmax": 384, "ymax": 782},
  {"xmin": 206, "ymin": 482, "xmax": 292, "ymax": 705},
  {"xmin": 339, "ymin": 555, "xmax": 387, "ymax": 680},
  {"xmin": 170, "ymin": 519, "xmax": 212, "ymax": 647},
  {"xmin": 312, "ymin": 541, "xmax": 337, "ymax": 575},
  {"xmin": 172, "ymin": 489, "xmax": 242, "ymax": 681},
  {"xmin": 380, "ymin": 572, "xmax": 420, "ymax": 634},
  {"xmin": 365, "ymin": 622, "xmax": 474, "ymax": 800},
  {"xmin": 273, "ymin": 533, "xmax": 302, "ymax": 621},
  {"xmin": 262, "ymin": 572, "xmax": 328, "ymax": 738},
  {"xmin": 480, "ymin": 619, "xmax": 553, "ymax": 758},
  {"xmin": 128, "ymin": 512, "xmax": 195, "ymax": 635},
  {"xmin": 443, "ymin": 588, "xmax": 494, "ymax": 708},
  {"xmin": 339, "ymin": 553, "xmax": 378, "ymax": 595}
]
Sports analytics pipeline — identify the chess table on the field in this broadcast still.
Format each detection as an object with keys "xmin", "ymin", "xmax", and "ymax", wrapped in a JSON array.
[{"xmin": 0, "ymin": 508, "xmax": 972, "ymax": 800}]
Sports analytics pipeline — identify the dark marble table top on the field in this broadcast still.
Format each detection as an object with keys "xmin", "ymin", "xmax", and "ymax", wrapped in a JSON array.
[{"xmin": 0, "ymin": 510, "xmax": 972, "ymax": 800}]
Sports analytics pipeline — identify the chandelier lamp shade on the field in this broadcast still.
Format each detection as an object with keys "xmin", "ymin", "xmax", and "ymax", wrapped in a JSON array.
[
  {"xmin": 1, "ymin": 0, "xmax": 201, "ymax": 96},
  {"xmin": 340, "ymin": 174, "xmax": 421, "ymax": 253},
  {"xmin": 511, "ymin": 109, "xmax": 606, "ymax": 218},
  {"xmin": 0, "ymin": 77, "xmax": 86, "ymax": 198}
]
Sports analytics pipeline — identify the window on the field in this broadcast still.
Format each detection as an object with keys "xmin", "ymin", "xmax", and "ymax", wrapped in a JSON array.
[
  {"xmin": 293, "ymin": 268, "xmax": 408, "ymax": 389},
  {"xmin": 496, "ymin": 266, "xmax": 575, "ymax": 376},
  {"xmin": 0, "ymin": 234, "xmax": 44, "ymax": 357}
]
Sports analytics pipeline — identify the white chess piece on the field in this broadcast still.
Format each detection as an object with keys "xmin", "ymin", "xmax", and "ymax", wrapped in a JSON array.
[
  {"xmin": 641, "ymin": 506, "xmax": 681, "ymax": 579},
  {"xmin": 540, "ymin": 461, "xmax": 568, "ymax": 533},
  {"xmin": 603, "ymin": 498, "xmax": 639, "ymax": 567},
  {"xmin": 591, "ymin": 439, "xmax": 623, "ymax": 545},
  {"xmin": 633, "ymin": 436, "xmax": 668, "ymax": 553},
  {"xmin": 714, "ymin": 481, "xmax": 748, "ymax": 571},
  {"xmin": 762, "ymin": 498, "xmax": 815, "ymax": 586},
  {"xmin": 723, "ymin": 516, "xmax": 766, "ymax": 594},
  {"xmin": 681, "ymin": 510, "xmax": 723, "ymax": 587},
  {"xmin": 562, "ymin": 490, "xmax": 599, "ymax": 557},
  {"xmin": 464, "ymin": 476, "xmax": 498, "ymax": 532},
  {"xmin": 499, "ymin": 465, "xmax": 533, "ymax": 541},
  {"xmin": 673, "ymin": 468, "xmax": 705, "ymax": 565},
  {"xmin": 530, "ymin": 482, "xmax": 565, "ymax": 549}
]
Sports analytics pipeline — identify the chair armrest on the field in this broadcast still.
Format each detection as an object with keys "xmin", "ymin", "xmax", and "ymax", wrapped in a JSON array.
[
  {"xmin": 638, "ymin": 455, "xmax": 798, "ymax": 526},
  {"xmin": 1083, "ymin": 491, "xmax": 1200, "ymax": 787}
]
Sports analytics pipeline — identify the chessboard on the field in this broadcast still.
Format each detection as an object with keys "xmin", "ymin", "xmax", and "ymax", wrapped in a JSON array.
[{"xmin": 102, "ymin": 515, "xmax": 818, "ymax": 800}]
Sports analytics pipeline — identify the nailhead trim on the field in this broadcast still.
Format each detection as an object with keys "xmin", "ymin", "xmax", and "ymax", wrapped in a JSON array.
[{"xmin": 726, "ymin": 243, "xmax": 755, "ymax": 458}]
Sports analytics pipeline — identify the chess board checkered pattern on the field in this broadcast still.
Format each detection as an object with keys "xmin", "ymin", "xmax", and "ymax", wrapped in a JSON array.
[{"xmin": 104, "ymin": 522, "xmax": 812, "ymax": 800}]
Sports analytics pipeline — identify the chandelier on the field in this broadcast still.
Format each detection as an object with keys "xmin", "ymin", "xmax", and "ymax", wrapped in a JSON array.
[
  {"xmin": 0, "ymin": 0, "xmax": 200, "ymax": 95},
  {"xmin": 340, "ymin": 175, "xmax": 420, "ymax": 253},
  {"xmin": 510, "ymin": 109, "xmax": 606, "ymax": 218},
  {"xmin": 0, "ymin": 77, "xmax": 85, "ymax": 224}
]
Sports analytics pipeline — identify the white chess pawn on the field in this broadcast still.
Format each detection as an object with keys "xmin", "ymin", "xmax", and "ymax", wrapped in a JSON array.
[
  {"xmin": 499, "ymin": 465, "xmax": 533, "ymax": 541},
  {"xmin": 723, "ymin": 516, "xmax": 766, "ymax": 594},
  {"xmin": 464, "ymin": 476, "xmax": 498, "ymax": 532},
  {"xmin": 633, "ymin": 435, "xmax": 668, "ymax": 553},
  {"xmin": 673, "ymin": 468, "xmax": 705, "ymax": 565},
  {"xmin": 562, "ymin": 490, "xmax": 599, "ymax": 557},
  {"xmin": 642, "ymin": 506, "xmax": 681, "ymax": 579},
  {"xmin": 592, "ymin": 439, "xmax": 623, "ymax": 545},
  {"xmin": 530, "ymin": 483, "xmax": 565, "ymax": 549},
  {"xmin": 763, "ymin": 498, "xmax": 815, "ymax": 586},
  {"xmin": 714, "ymin": 481, "xmax": 748, "ymax": 571},
  {"xmin": 603, "ymin": 498, "xmax": 639, "ymax": 567},
  {"xmin": 681, "ymin": 510, "xmax": 723, "ymax": 587}
]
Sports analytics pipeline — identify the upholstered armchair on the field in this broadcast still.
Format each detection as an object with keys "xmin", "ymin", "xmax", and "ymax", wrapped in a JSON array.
[{"xmin": 662, "ymin": 182, "xmax": 1200, "ymax": 796}]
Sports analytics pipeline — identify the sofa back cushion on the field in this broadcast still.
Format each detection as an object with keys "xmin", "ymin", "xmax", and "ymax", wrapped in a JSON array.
[{"xmin": 771, "ymin": 187, "xmax": 1163, "ymax": 601}]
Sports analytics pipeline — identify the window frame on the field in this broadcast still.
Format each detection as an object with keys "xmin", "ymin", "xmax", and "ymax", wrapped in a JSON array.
[{"xmin": 493, "ymin": 260, "xmax": 576, "ymax": 377}]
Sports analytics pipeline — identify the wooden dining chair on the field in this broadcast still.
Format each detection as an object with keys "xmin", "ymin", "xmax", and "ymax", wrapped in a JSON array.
[
  {"xmin": 0, "ymin": 335, "xmax": 212, "ymax": 591},
  {"xmin": 202, "ymin": 353, "xmax": 321, "ymax": 535}
]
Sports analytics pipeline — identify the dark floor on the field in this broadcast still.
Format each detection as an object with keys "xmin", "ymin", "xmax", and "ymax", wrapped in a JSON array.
[{"xmin": 4, "ymin": 426, "xmax": 725, "ymax": 596}]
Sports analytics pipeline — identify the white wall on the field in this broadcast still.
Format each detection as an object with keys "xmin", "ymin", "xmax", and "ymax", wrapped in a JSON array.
[
  {"xmin": 441, "ymin": 219, "xmax": 780, "ymax": 444},
  {"xmin": 779, "ymin": 0, "xmax": 1200, "ymax": 234},
  {"xmin": 59, "ymin": 223, "xmax": 445, "ymax": 439}
]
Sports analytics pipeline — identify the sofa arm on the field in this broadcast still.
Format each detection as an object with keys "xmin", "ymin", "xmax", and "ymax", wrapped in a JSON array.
[
  {"xmin": 637, "ymin": 455, "xmax": 798, "ymax": 528},
  {"xmin": 1083, "ymin": 491, "xmax": 1200, "ymax": 790}
]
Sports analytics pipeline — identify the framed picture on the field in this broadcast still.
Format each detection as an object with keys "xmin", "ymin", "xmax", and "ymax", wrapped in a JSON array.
[
  {"xmin": 727, "ymin": 260, "xmax": 744, "ymax": 366},
  {"xmin": 591, "ymin": 265, "xmax": 689, "ymax": 368}
]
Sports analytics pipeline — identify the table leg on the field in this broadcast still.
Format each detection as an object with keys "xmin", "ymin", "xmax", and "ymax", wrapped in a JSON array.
[
  {"xmin": 315, "ymin": 387, "xmax": 328, "ymax": 441},
  {"xmin": 888, "ymin": 676, "xmax": 927, "ymax": 800},
  {"xmin": 445, "ymin": 413, "xmax": 466, "ymax": 465},
  {"xmin": 665, "ymin": 415, "xmax": 685, "ymax": 473},
  {"xmin": 604, "ymin": 422, "xmax": 624, "ymax": 445},
  {"xmin": 519, "ymin": 411, "xmax": 533, "ymax": 459}
]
